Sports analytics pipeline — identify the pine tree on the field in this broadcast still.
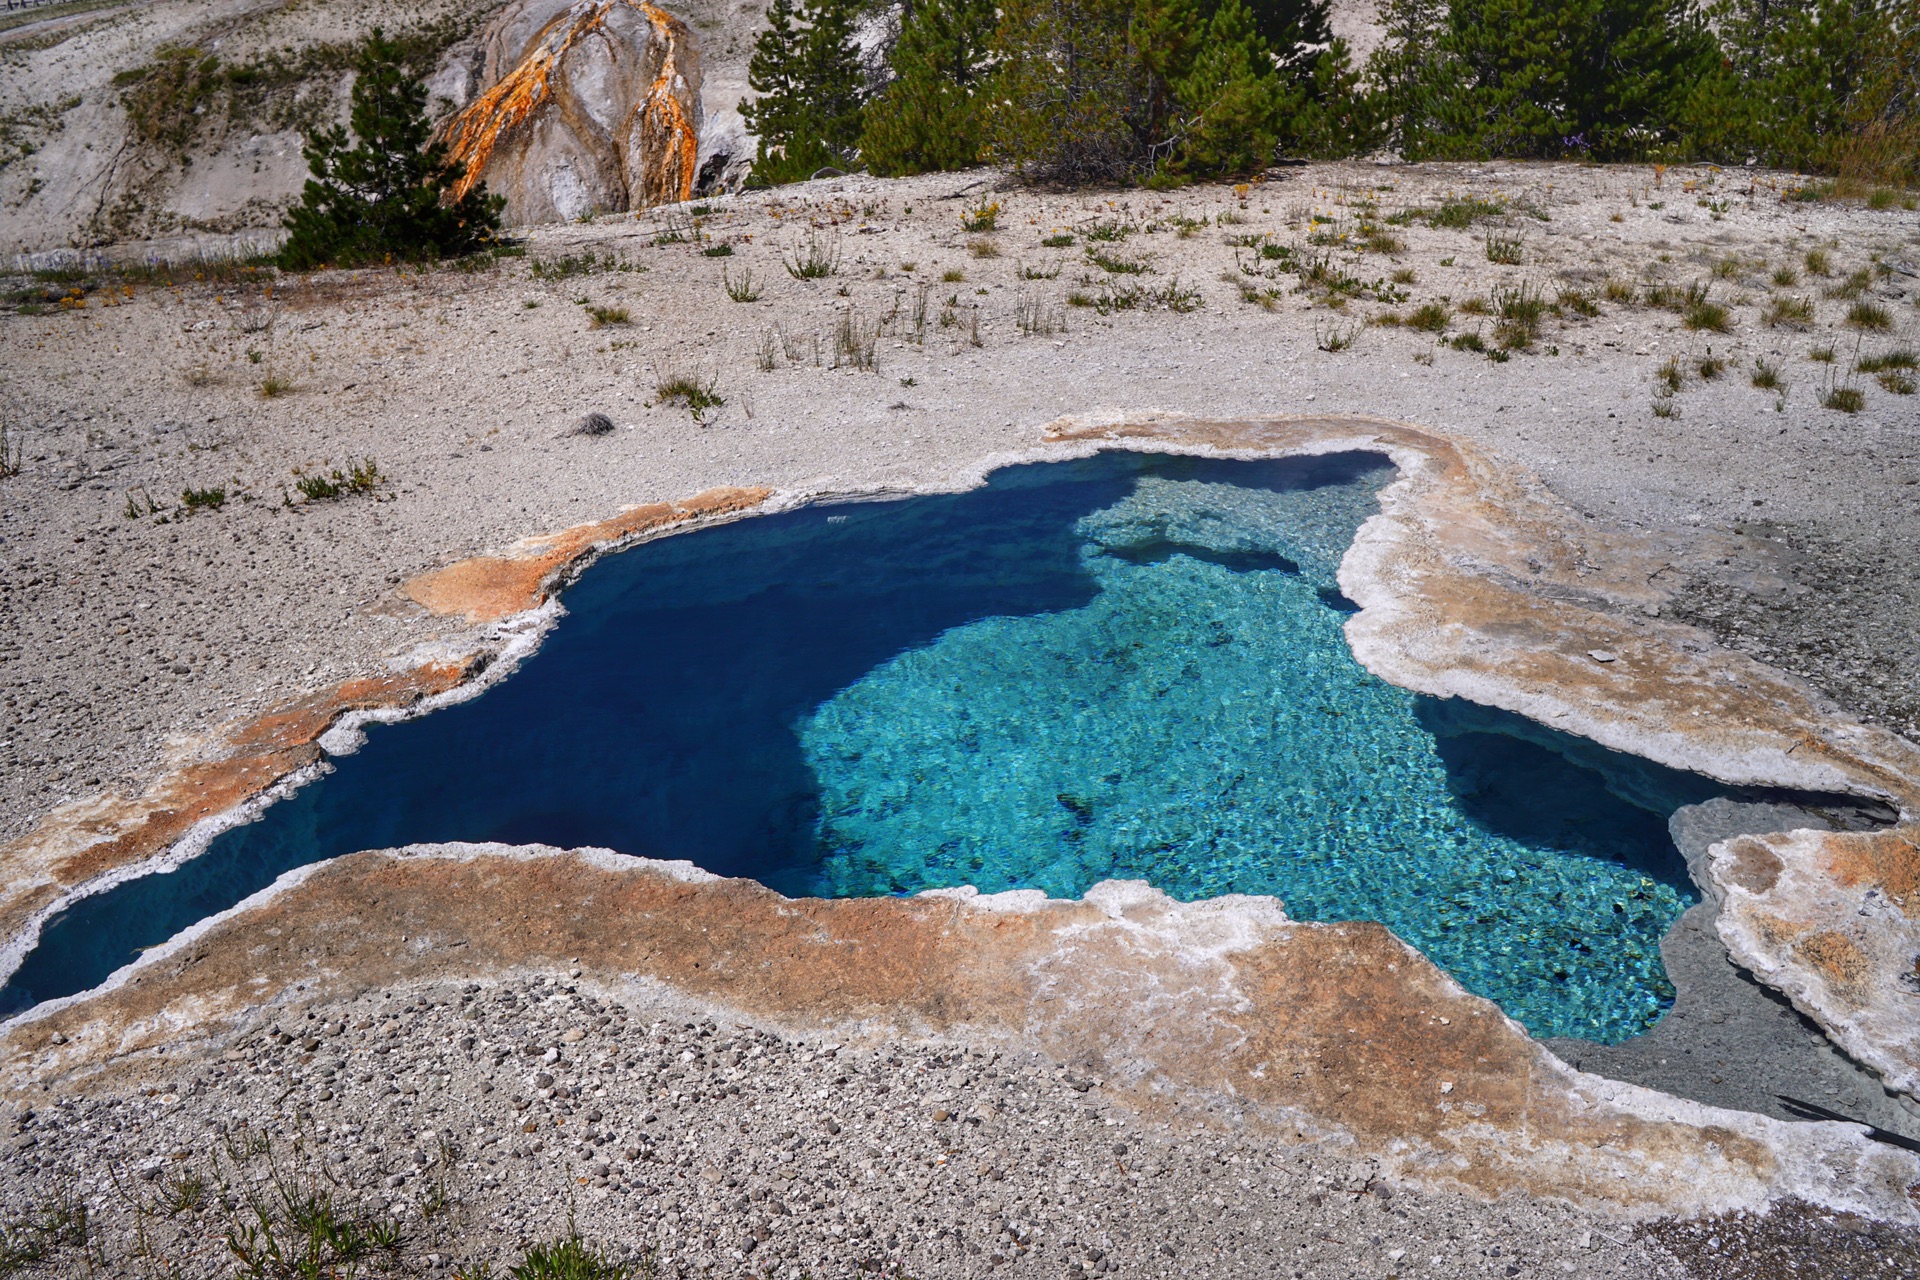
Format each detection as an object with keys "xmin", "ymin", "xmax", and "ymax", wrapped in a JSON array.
[
  {"xmin": 742, "ymin": 0, "xmax": 866, "ymax": 185},
  {"xmin": 278, "ymin": 31, "xmax": 502, "ymax": 270},
  {"xmin": 1167, "ymin": 0, "xmax": 1285, "ymax": 176},
  {"xmin": 859, "ymin": 0, "xmax": 998, "ymax": 175},
  {"xmin": 1371, "ymin": 0, "xmax": 1716, "ymax": 160}
]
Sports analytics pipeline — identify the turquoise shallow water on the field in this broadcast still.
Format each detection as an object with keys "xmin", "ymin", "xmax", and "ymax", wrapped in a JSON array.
[
  {"xmin": 804, "ymin": 470, "xmax": 1700, "ymax": 1040},
  {"xmin": 3, "ymin": 450, "xmax": 1712, "ymax": 1040}
]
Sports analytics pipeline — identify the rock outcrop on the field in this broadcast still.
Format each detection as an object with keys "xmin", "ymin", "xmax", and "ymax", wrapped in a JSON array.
[
  {"xmin": 3, "ymin": 843, "xmax": 1916, "ymax": 1219},
  {"xmin": 440, "ymin": 0, "xmax": 703, "ymax": 225}
]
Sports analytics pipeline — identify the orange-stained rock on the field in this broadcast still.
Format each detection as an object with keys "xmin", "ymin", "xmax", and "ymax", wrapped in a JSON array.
[
  {"xmin": 0, "ymin": 661, "xmax": 471, "ymax": 956},
  {"xmin": 441, "ymin": 0, "xmax": 703, "ymax": 224},
  {"xmin": 403, "ymin": 485, "xmax": 771, "ymax": 623},
  {"xmin": 4, "ymin": 846, "xmax": 1915, "ymax": 1221}
]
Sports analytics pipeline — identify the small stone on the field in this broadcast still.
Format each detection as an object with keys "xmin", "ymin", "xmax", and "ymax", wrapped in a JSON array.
[
  {"xmin": 561, "ymin": 1029, "xmax": 586, "ymax": 1044},
  {"xmin": 1587, "ymin": 649, "xmax": 1618, "ymax": 663}
]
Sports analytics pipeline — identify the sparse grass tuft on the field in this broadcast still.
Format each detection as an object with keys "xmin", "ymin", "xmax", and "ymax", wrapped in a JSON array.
[
  {"xmin": 531, "ymin": 251, "xmax": 619, "ymax": 280},
  {"xmin": 1556, "ymin": 288, "xmax": 1599, "ymax": 318},
  {"xmin": 1457, "ymin": 296, "xmax": 1490, "ymax": 316},
  {"xmin": 1810, "ymin": 343, "xmax": 1837, "ymax": 363},
  {"xmin": 259, "ymin": 373, "xmax": 294, "ymax": 398},
  {"xmin": 1603, "ymin": 278, "xmax": 1636, "ymax": 304},
  {"xmin": 1856, "ymin": 349, "xmax": 1918, "ymax": 372},
  {"xmin": 1846, "ymin": 300, "xmax": 1892, "ymax": 331},
  {"xmin": 940, "ymin": 267, "xmax": 965, "ymax": 283},
  {"xmin": 1683, "ymin": 290, "xmax": 1731, "ymax": 333},
  {"xmin": 1407, "ymin": 300, "xmax": 1451, "ymax": 332},
  {"xmin": 783, "ymin": 228, "xmax": 841, "ymax": 279},
  {"xmin": 1826, "ymin": 267, "xmax": 1873, "ymax": 300},
  {"xmin": 1657, "ymin": 356, "xmax": 1685, "ymax": 393},
  {"xmin": 1449, "ymin": 329, "xmax": 1487, "ymax": 353},
  {"xmin": 654, "ymin": 368, "xmax": 725, "ymax": 422},
  {"xmin": 1878, "ymin": 371, "xmax": 1916, "ymax": 394},
  {"xmin": 831, "ymin": 308, "xmax": 879, "ymax": 370},
  {"xmin": 1822, "ymin": 384, "xmax": 1865, "ymax": 412},
  {"xmin": 1771, "ymin": 264, "xmax": 1799, "ymax": 287},
  {"xmin": 1804, "ymin": 247, "xmax": 1832, "ymax": 276},
  {"xmin": 1697, "ymin": 353, "xmax": 1726, "ymax": 379},
  {"xmin": 1016, "ymin": 293, "xmax": 1065, "ymax": 335},
  {"xmin": 509, "ymin": 1234, "xmax": 632, "ymax": 1280},
  {"xmin": 294, "ymin": 457, "xmax": 381, "ymax": 502},
  {"xmin": 1491, "ymin": 280, "xmax": 1547, "ymax": 348},
  {"xmin": 1751, "ymin": 358, "xmax": 1783, "ymax": 390},
  {"xmin": 1040, "ymin": 233, "xmax": 1075, "ymax": 248},
  {"xmin": 968, "ymin": 238, "xmax": 1001, "ymax": 258},
  {"xmin": 1710, "ymin": 256, "xmax": 1744, "ymax": 280},
  {"xmin": 1316, "ymin": 320, "xmax": 1361, "ymax": 351},
  {"xmin": 1766, "ymin": 295, "xmax": 1814, "ymax": 328},
  {"xmin": 723, "ymin": 266, "xmax": 761, "ymax": 303},
  {"xmin": 1484, "ymin": 232, "xmax": 1524, "ymax": 265},
  {"xmin": 1087, "ymin": 247, "xmax": 1149, "ymax": 275},
  {"xmin": 1391, "ymin": 267, "xmax": 1417, "ymax": 285},
  {"xmin": 584, "ymin": 304, "xmax": 630, "ymax": 327},
  {"xmin": 1083, "ymin": 220, "xmax": 1131, "ymax": 242},
  {"xmin": 1425, "ymin": 195, "xmax": 1506, "ymax": 229}
]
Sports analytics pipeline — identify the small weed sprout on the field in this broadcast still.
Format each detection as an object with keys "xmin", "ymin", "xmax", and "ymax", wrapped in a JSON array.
[
  {"xmin": 584, "ymin": 304, "xmax": 630, "ymax": 327},
  {"xmin": 1316, "ymin": 320, "xmax": 1360, "ymax": 352},
  {"xmin": 1040, "ymin": 233, "xmax": 1075, "ymax": 248},
  {"xmin": 653, "ymin": 368, "xmax": 725, "ymax": 421},
  {"xmin": 0, "ymin": 416, "xmax": 21, "ymax": 479},
  {"xmin": 1083, "ymin": 219, "xmax": 1131, "ymax": 242},
  {"xmin": 531, "ymin": 252, "xmax": 618, "ymax": 280},
  {"xmin": 1229, "ymin": 273, "xmax": 1282, "ymax": 310},
  {"xmin": 782, "ymin": 228, "xmax": 841, "ymax": 279},
  {"xmin": 294, "ymin": 458, "xmax": 382, "ymax": 502},
  {"xmin": 1019, "ymin": 260, "xmax": 1061, "ymax": 280},
  {"xmin": 1656, "ymin": 355, "xmax": 1686, "ymax": 393},
  {"xmin": 723, "ymin": 266, "xmax": 761, "ymax": 302},
  {"xmin": 962, "ymin": 201, "xmax": 1001, "ymax": 233},
  {"xmin": 702, "ymin": 243, "xmax": 734, "ymax": 258},
  {"xmin": 181, "ymin": 485, "xmax": 226, "ymax": 511},
  {"xmin": 756, "ymin": 329, "xmax": 779, "ymax": 371},
  {"xmin": 1425, "ymin": 195, "xmax": 1506, "ymax": 229},
  {"xmin": 1751, "ymin": 358, "xmax": 1783, "ymax": 390},
  {"xmin": 1087, "ymin": 246, "xmax": 1150, "ymax": 275}
]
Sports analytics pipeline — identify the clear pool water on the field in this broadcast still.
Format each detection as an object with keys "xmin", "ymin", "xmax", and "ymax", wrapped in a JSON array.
[{"xmin": 2, "ymin": 451, "xmax": 1720, "ymax": 1039}]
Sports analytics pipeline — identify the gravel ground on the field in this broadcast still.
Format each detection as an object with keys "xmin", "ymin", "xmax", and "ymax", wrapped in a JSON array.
[
  {"xmin": 0, "ymin": 976, "xmax": 1784, "ymax": 1279},
  {"xmin": 4, "ymin": 161, "xmax": 1920, "ymax": 1273}
]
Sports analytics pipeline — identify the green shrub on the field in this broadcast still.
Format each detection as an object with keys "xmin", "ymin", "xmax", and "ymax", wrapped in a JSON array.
[{"xmin": 278, "ymin": 31, "xmax": 501, "ymax": 270}]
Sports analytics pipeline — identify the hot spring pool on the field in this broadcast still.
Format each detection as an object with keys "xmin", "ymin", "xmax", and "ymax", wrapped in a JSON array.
[{"xmin": 3, "ymin": 450, "xmax": 1725, "ymax": 1040}]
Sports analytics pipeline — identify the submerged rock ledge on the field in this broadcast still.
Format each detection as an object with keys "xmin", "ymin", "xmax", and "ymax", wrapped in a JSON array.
[{"xmin": 3, "ymin": 414, "xmax": 1917, "ymax": 1217}]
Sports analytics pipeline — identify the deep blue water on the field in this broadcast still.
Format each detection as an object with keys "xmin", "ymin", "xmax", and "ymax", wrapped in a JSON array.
[{"xmin": 3, "ymin": 451, "xmax": 1723, "ymax": 1040}]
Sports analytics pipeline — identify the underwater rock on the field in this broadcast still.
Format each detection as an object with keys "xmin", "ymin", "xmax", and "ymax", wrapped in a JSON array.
[{"xmin": 440, "ymin": 0, "xmax": 703, "ymax": 225}]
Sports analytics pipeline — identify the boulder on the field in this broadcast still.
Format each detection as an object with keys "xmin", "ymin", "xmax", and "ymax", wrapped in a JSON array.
[{"xmin": 440, "ymin": 0, "xmax": 702, "ymax": 225}]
